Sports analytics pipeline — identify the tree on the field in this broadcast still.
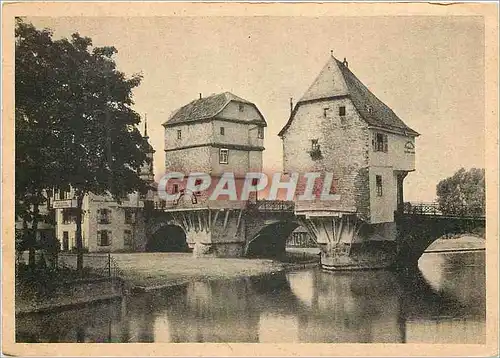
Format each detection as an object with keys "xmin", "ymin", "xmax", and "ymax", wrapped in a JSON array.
[
  {"xmin": 15, "ymin": 20, "xmax": 64, "ymax": 268},
  {"xmin": 15, "ymin": 19, "xmax": 149, "ymax": 271},
  {"xmin": 436, "ymin": 168, "xmax": 485, "ymax": 217}
]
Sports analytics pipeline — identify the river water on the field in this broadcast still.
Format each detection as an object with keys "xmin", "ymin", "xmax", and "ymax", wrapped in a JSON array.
[{"xmin": 16, "ymin": 251, "xmax": 485, "ymax": 343}]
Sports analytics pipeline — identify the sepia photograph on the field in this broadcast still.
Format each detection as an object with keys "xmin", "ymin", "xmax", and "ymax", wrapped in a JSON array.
[{"xmin": 2, "ymin": 2, "xmax": 498, "ymax": 356}]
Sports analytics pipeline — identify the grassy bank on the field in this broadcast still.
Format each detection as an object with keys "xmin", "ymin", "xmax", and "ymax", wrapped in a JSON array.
[{"xmin": 15, "ymin": 266, "xmax": 120, "ymax": 313}]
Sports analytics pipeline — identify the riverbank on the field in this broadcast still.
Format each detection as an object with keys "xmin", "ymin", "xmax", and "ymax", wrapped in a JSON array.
[
  {"xmin": 112, "ymin": 252, "xmax": 319, "ymax": 292},
  {"xmin": 15, "ymin": 270, "xmax": 124, "ymax": 315}
]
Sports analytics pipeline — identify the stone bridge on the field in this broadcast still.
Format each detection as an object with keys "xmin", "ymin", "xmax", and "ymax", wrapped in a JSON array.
[
  {"xmin": 145, "ymin": 200, "xmax": 485, "ymax": 270},
  {"xmin": 394, "ymin": 202, "xmax": 485, "ymax": 268}
]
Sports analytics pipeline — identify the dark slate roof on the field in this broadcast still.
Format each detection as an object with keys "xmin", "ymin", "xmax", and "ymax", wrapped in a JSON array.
[
  {"xmin": 163, "ymin": 92, "xmax": 266, "ymax": 127},
  {"xmin": 335, "ymin": 58, "xmax": 419, "ymax": 136},
  {"xmin": 279, "ymin": 56, "xmax": 419, "ymax": 137}
]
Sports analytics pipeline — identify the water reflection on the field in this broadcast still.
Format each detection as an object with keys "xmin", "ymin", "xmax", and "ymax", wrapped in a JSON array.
[{"xmin": 16, "ymin": 252, "xmax": 485, "ymax": 343}]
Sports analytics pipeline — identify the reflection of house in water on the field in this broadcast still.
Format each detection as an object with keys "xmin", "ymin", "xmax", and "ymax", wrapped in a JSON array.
[{"xmin": 287, "ymin": 269, "xmax": 405, "ymax": 343}]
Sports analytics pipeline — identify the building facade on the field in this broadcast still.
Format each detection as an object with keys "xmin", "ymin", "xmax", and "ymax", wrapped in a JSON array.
[{"xmin": 52, "ymin": 122, "xmax": 155, "ymax": 253}]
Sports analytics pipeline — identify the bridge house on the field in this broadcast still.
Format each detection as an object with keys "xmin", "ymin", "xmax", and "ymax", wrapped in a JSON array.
[
  {"xmin": 156, "ymin": 92, "xmax": 269, "ymax": 256},
  {"xmin": 279, "ymin": 54, "xmax": 420, "ymax": 269}
]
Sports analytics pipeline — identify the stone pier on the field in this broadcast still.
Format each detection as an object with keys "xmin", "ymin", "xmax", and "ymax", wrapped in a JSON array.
[{"xmin": 300, "ymin": 214, "xmax": 397, "ymax": 270}]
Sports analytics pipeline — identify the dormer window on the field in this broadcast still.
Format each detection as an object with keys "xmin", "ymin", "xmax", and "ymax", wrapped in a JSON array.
[{"xmin": 339, "ymin": 106, "xmax": 346, "ymax": 117}]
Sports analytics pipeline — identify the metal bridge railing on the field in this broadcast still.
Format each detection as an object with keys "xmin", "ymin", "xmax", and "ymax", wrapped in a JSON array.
[
  {"xmin": 402, "ymin": 202, "xmax": 485, "ymax": 218},
  {"xmin": 247, "ymin": 200, "xmax": 295, "ymax": 213}
]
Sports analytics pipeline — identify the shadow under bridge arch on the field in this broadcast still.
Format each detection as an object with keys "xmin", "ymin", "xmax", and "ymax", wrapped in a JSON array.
[
  {"xmin": 245, "ymin": 221, "xmax": 300, "ymax": 259},
  {"xmin": 146, "ymin": 223, "xmax": 190, "ymax": 252}
]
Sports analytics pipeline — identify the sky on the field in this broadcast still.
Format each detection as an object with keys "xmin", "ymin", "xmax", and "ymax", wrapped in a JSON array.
[{"xmin": 26, "ymin": 16, "xmax": 485, "ymax": 202}]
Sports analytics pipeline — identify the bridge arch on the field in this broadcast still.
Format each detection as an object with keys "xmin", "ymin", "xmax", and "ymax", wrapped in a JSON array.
[
  {"xmin": 146, "ymin": 223, "xmax": 190, "ymax": 252},
  {"xmin": 245, "ymin": 220, "xmax": 300, "ymax": 258},
  {"xmin": 394, "ymin": 212, "xmax": 485, "ymax": 268}
]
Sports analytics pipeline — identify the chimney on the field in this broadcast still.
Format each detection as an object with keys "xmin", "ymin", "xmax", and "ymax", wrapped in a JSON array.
[
  {"xmin": 290, "ymin": 98, "xmax": 293, "ymax": 114},
  {"xmin": 330, "ymin": 50, "xmax": 333, "ymax": 57},
  {"xmin": 199, "ymin": 93, "xmax": 202, "ymax": 99},
  {"xmin": 343, "ymin": 57, "xmax": 349, "ymax": 68}
]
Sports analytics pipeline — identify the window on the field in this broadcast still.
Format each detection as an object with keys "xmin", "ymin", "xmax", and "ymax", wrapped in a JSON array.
[
  {"xmin": 124, "ymin": 230, "xmax": 132, "ymax": 247},
  {"xmin": 62, "ymin": 231, "xmax": 69, "ymax": 251},
  {"xmin": 311, "ymin": 139, "xmax": 320, "ymax": 151},
  {"xmin": 220, "ymin": 127, "xmax": 225, "ymax": 135},
  {"xmin": 58, "ymin": 188, "xmax": 71, "ymax": 200},
  {"xmin": 257, "ymin": 127, "xmax": 264, "ymax": 139},
  {"xmin": 98, "ymin": 209, "xmax": 111, "ymax": 224},
  {"xmin": 177, "ymin": 130, "xmax": 182, "ymax": 140},
  {"xmin": 98, "ymin": 230, "xmax": 111, "ymax": 246},
  {"xmin": 373, "ymin": 133, "xmax": 388, "ymax": 152},
  {"xmin": 62, "ymin": 208, "xmax": 76, "ymax": 224},
  {"xmin": 124, "ymin": 209, "xmax": 135, "ymax": 224},
  {"xmin": 376, "ymin": 175, "xmax": 383, "ymax": 196},
  {"xmin": 339, "ymin": 106, "xmax": 346, "ymax": 117},
  {"xmin": 239, "ymin": 103, "xmax": 244, "ymax": 112},
  {"xmin": 323, "ymin": 107, "xmax": 329, "ymax": 118},
  {"xmin": 219, "ymin": 148, "xmax": 229, "ymax": 164},
  {"xmin": 172, "ymin": 183, "xmax": 179, "ymax": 194}
]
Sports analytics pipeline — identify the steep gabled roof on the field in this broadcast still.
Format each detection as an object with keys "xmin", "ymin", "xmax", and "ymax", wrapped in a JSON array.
[
  {"xmin": 279, "ymin": 56, "xmax": 419, "ymax": 137},
  {"xmin": 163, "ymin": 92, "xmax": 266, "ymax": 127}
]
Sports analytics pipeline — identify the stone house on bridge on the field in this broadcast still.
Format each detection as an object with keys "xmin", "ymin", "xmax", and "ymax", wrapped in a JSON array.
[
  {"xmin": 157, "ymin": 92, "xmax": 268, "ymax": 256},
  {"xmin": 278, "ymin": 54, "xmax": 419, "ymax": 268},
  {"xmin": 279, "ymin": 54, "xmax": 419, "ymax": 224}
]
